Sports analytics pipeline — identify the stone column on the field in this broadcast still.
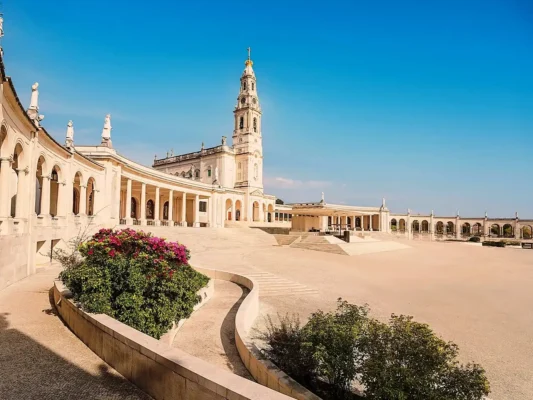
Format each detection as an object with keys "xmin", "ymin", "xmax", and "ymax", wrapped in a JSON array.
[
  {"xmin": 38, "ymin": 175, "xmax": 50, "ymax": 217},
  {"xmin": 0, "ymin": 158, "xmax": 11, "ymax": 217},
  {"xmin": 515, "ymin": 221, "xmax": 521, "ymax": 240},
  {"xmin": 231, "ymin": 201, "xmax": 235, "ymax": 222},
  {"xmin": 140, "ymin": 183, "xmax": 146, "ymax": 224},
  {"xmin": 168, "ymin": 190, "xmax": 174, "ymax": 225},
  {"xmin": 361, "ymin": 216, "xmax": 365, "ymax": 232},
  {"xmin": 79, "ymin": 185, "xmax": 87, "ymax": 216},
  {"xmin": 125, "ymin": 179, "xmax": 132, "ymax": 224},
  {"xmin": 369, "ymin": 214, "xmax": 373, "ymax": 231},
  {"xmin": 181, "ymin": 193, "xmax": 187, "ymax": 226},
  {"xmin": 456, "ymin": 217, "xmax": 461, "ymax": 239},
  {"xmin": 193, "ymin": 194, "xmax": 200, "ymax": 227},
  {"xmin": 154, "ymin": 187, "xmax": 160, "ymax": 225}
]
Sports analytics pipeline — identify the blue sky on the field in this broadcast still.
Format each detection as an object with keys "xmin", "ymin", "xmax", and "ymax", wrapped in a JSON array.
[{"xmin": 5, "ymin": 0, "xmax": 533, "ymax": 217}]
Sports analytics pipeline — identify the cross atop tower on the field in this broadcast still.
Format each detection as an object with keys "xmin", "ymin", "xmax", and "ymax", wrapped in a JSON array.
[{"xmin": 247, "ymin": 47, "xmax": 251, "ymax": 61}]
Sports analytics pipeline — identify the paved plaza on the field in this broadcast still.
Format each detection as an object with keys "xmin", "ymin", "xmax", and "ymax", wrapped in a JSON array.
[{"xmin": 166, "ymin": 228, "xmax": 533, "ymax": 400}]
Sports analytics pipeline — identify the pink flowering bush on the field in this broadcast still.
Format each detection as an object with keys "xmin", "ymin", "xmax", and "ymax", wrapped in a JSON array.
[{"xmin": 60, "ymin": 228, "xmax": 209, "ymax": 339}]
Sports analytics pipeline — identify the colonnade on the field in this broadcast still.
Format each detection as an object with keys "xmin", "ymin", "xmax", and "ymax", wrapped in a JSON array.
[
  {"xmin": 328, "ymin": 214, "xmax": 379, "ymax": 231},
  {"xmin": 119, "ymin": 177, "xmax": 208, "ymax": 227}
]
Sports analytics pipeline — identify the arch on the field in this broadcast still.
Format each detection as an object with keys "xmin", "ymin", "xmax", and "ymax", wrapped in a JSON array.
[
  {"xmin": 355, "ymin": 217, "xmax": 362, "ymax": 229},
  {"xmin": 253, "ymin": 201, "xmax": 260, "ymax": 222},
  {"xmin": 461, "ymin": 222, "xmax": 471, "ymax": 236},
  {"xmin": 398, "ymin": 219, "xmax": 405, "ymax": 232},
  {"xmin": 163, "ymin": 201, "xmax": 169, "ymax": 220},
  {"xmin": 34, "ymin": 156, "xmax": 47, "ymax": 215},
  {"xmin": 436, "ymin": 221, "xmax": 445, "ymax": 234},
  {"xmin": 472, "ymin": 222, "xmax": 483, "ymax": 235},
  {"xmin": 146, "ymin": 199, "xmax": 155, "ymax": 219},
  {"xmin": 522, "ymin": 225, "xmax": 532, "ymax": 240},
  {"xmin": 412, "ymin": 220, "xmax": 420, "ymax": 232},
  {"xmin": 421, "ymin": 220, "xmax": 429, "ymax": 233},
  {"xmin": 49, "ymin": 165, "xmax": 61, "ymax": 217},
  {"xmin": 253, "ymin": 117, "xmax": 257, "ymax": 133},
  {"xmin": 267, "ymin": 203, "xmax": 274, "ymax": 212},
  {"xmin": 239, "ymin": 116, "xmax": 244, "ymax": 129},
  {"xmin": 0, "ymin": 123, "xmax": 7, "ymax": 157},
  {"xmin": 86, "ymin": 177, "xmax": 96, "ymax": 216},
  {"xmin": 225, "ymin": 198, "xmax": 233, "ymax": 221},
  {"xmin": 446, "ymin": 221, "xmax": 455, "ymax": 235},
  {"xmin": 347, "ymin": 216, "xmax": 352, "ymax": 229},
  {"xmin": 490, "ymin": 224, "xmax": 500, "ymax": 237},
  {"xmin": 131, "ymin": 197, "xmax": 138, "ymax": 219},
  {"xmin": 72, "ymin": 172, "xmax": 83, "ymax": 215},
  {"xmin": 243, "ymin": 81, "xmax": 247, "ymax": 91},
  {"xmin": 235, "ymin": 200, "xmax": 242, "ymax": 221},
  {"xmin": 502, "ymin": 224, "xmax": 513, "ymax": 238},
  {"xmin": 390, "ymin": 218, "xmax": 397, "ymax": 231},
  {"xmin": 10, "ymin": 143, "xmax": 25, "ymax": 217}
]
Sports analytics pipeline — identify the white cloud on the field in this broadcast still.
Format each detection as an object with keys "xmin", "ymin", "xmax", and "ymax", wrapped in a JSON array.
[{"xmin": 264, "ymin": 176, "xmax": 332, "ymax": 189}]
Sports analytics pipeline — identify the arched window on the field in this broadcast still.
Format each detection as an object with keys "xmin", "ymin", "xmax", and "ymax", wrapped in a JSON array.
[
  {"xmin": 72, "ymin": 189, "xmax": 80, "ymax": 215},
  {"xmin": 207, "ymin": 167, "xmax": 212, "ymax": 177},
  {"xmin": 253, "ymin": 117, "xmax": 257, "ymax": 133},
  {"xmin": 163, "ymin": 201, "xmax": 169, "ymax": 220},
  {"xmin": 239, "ymin": 116, "xmax": 244, "ymax": 129},
  {"xmin": 195, "ymin": 170, "xmax": 200, "ymax": 178},
  {"xmin": 146, "ymin": 200, "xmax": 154, "ymax": 219},
  {"xmin": 243, "ymin": 82, "xmax": 247, "ymax": 90},
  {"xmin": 252, "ymin": 82, "xmax": 255, "ymax": 91}
]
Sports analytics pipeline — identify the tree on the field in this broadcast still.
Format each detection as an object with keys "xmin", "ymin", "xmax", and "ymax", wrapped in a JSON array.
[{"xmin": 275, "ymin": 198, "xmax": 284, "ymax": 205}]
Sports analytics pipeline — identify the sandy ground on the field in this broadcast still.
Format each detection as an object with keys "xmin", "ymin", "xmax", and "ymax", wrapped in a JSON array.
[
  {"xmin": 179, "ymin": 230, "xmax": 533, "ymax": 400},
  {"xmin": 0, "ymin": 266, "xmax": 151, "ymax": 400}
]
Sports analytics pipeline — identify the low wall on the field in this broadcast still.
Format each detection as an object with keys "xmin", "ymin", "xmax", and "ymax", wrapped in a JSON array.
[
  {"xmin": 0, "ymin": 234, "xmax": 29, "ymax": 290},
  {"xmin": 193, "ymin": 266, "xmax": 321, "ymax": 400}
]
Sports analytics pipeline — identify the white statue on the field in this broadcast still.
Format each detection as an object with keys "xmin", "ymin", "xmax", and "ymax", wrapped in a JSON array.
[
  {"xmin": 101, "ymin": 114, "xmax": 111, "ymax": 139},
  {"xmin": 221, "ymin": 136, "xmax": 227, "ymax": 145},
  {"xmin": 214, "ymin": 166, "xmax": 219, "ymax": 182},
  {"xmin": 382, "ymin": 197, "xmax": 386, "ymax": 207},
  {"xmin": 0, "ymin": 17, "xmax": 4, "ymax": 38},
  {"xmin": 65, "ymin": 120, "xmax": 74, "ymax": 147},
  {"xmin": 321, "ymin": 192, "xmax": 325, "ymax": 203},
  {"xmin": 29, "ymin": 82, "xmax": 39, "ymax": 110}
]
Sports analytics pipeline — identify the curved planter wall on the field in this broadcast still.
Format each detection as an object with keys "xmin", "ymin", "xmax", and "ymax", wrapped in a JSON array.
[{"xmin": 53, "ymin": 266, "xmax": 320, "ymax": 400}]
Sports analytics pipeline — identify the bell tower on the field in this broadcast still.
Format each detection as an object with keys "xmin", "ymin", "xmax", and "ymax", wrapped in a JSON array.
[{"xmin": 233, "ymin": 48, "xmax": 263, "ymax": 190}]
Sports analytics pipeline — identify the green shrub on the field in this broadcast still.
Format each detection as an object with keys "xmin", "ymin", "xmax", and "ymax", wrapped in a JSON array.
[
  {"xmin": 60, "ymin": 228, "xmax": 209, "ymax": 339},
  {"xmin": 482, "ymin": 241, "xmax": 506, "ymax": 247},
  {"xmin": 359, "ymin": 315, "xmax": 490, "ymax": 400},
  {"xmin": 260, "ymin": 300, "xmax": 490, "ymax": 400},
  {"xmin": 469, "ymin": 236, "xmax": 481, "ymax": 242}
]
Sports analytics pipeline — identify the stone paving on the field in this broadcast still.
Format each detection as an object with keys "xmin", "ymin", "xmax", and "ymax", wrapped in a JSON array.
[{"xmin": 0, "ymin": 265, "xmax": 151, "ymax": 400}]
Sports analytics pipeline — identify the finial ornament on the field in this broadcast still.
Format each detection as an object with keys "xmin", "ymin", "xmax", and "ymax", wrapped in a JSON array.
[
  {"xmin": 27, "ymin": 82, "xmax": 45, "ymax": 126},
  {"xmin": 0, "ymin": 16, "xmax": 4, "ymax": 38},
  {"xmin": 515, "ymin": 211, "xmax": 518, "ymax": 219},
  {"xmin": 101, "ymin": 114, "xmax": 113, "ymax": 147},
  {"xmin": 201, "ymin": 141, "xmax": 204, "ymax": 150},
  {"xmin": 321, "ymin": 192, "xmax": 325, "ymax": 203},
  {"xmin": 221, "ymin": 136, "xmax": 227, "ymax": 145},
  {"xmin": 382, "ymin": 197, "xmax": 386, "ymax": 207},
  {"xmin": 485, "ymin": 210, "xmax": 488, "ymax": 218},
  {"xmin": 245, "ymin": 47, "xmax": 253, "ymax": 67},
  {"xmin": 65, "ymin": 120, "xmax": 74, "ymax": 147}
]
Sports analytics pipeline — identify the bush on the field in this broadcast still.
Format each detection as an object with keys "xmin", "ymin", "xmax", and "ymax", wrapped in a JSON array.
[
  {"xmin": 260, "ymin": 300, "xmax": 490, "ymax": 400},
  {"xmin": 469, "ymin": 236, "xmax": 481, "ymax": 242},
  {"xmin": 359, "ymin": 315, "xmax": 490, "ymax": 400},
  {"xmin": 60, "ymin": 228, "xmax": 209, "ymax": 339},
  {"xmin": 482, "ymin": 241, "xmax": 506, "ymax": 247}
]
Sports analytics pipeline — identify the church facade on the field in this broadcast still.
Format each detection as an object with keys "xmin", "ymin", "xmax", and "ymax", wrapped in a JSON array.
[{"xmin": 152, "ymin": 51, "xmax": 274, "ymax": 223}]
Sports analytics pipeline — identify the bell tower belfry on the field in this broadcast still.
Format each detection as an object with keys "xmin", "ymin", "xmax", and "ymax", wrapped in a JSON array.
[{"xmin": 233, "ymin": 48, "xmax": 263, "ymax": 190}]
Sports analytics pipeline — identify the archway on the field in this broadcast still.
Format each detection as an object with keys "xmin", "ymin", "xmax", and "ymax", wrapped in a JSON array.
[
  {"xmin": 50, "ymin": 165, "xmax": 61, "ymax": 217},
  {"xmin": 131, "ymin": 197, "xmax": 138, "ymax": 219},
  {"xmin": 412, "ymin": 220, "xmax": 420, "ymax": 232},
  {"xmin": 86, "ymin": 178, "xmax": 96, "ymax": 216},
  {"xmin": 522, "ymin": 225, "xmax": 532, "ymax": 239},
  {"xmin": 146, "ymin": 199, "xmax": 155, "ymax": 220},
  {"xmin": 502, "ymin": 224, "xmax": 513, "ymax": 238},
  {"xmin": 490, "ymin": 224, "xmax": 500, "ymax": 237},
  {"xmin": 235, "ymin": 200, "xmax": 242, "ymax": 221},
  {"xmin": 73, "ymin": 172, "xmax": 82, "ymax": 215},
  {"xmin": 421, "ymin": 220, "xmax": 429, "ymax": 233},
  {"xmin": 11, "ymin": 143, "xmax": 24, "ymax": 217},
  {"xmin": 472, "ymin": 222, "xmax": 482, "ymax": 235},
  {"xmin": 225, "ymin": 198, "xmax": 233, "ymax": 221},
  {"xmin": 253, "ymin": 201, "xmax": 260, "ymax": 222},
  {"xmin": 267, "ymin": 204, "xmax": 274, "ymax": 223},
  {"xmin": 462, "ymin": 222, "xmax": 471, "ymax": 236},
  {"xmin": 390, "ymin": 218, "xmax": 397, "ymax": 231},
  {"xmin": 436, "ymin": 221, "xmax": 444, "ymax": 234},
  {"xmin": 398, "ymin": 219, "xmax": 405, "ymax": 232},
  {"xmin": 35, "ymin": 156, "xmax": 46, "ymax": 215},
  {"xmin": 447, "ymin": 221, "xmax": 455, "ymax": 235}
]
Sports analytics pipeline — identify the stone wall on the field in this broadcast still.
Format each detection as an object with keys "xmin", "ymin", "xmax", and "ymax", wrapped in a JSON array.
[{"xmin": 0, "ymin": 234, "xmax": 29, "ymax": 290}]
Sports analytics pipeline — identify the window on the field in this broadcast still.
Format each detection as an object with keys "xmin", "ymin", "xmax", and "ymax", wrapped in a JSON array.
[
  {"xmin": 195, "ymin": 170, "xmax": 200, "ymax": 178},
  {"xmin": 243, "ymin": 82, "xmax": 247, "ymax": 90},
  {"xmin": 253, "ymin": 117, "xmax": 257, "ymax": 133},
  {"xmin": 199, "ymin": 201, "xmax": 207, "ymax": 212},
  {"xmin": 252, "ymin": 82, "xmax": 255, "ymax": 91},
  {"xmin": 239, "ymin": 116, "xmax": 244, "ymax": 129},
  {"xmin": 208, "ymin": 168, "xmax": 211, "ymax": 177}
]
